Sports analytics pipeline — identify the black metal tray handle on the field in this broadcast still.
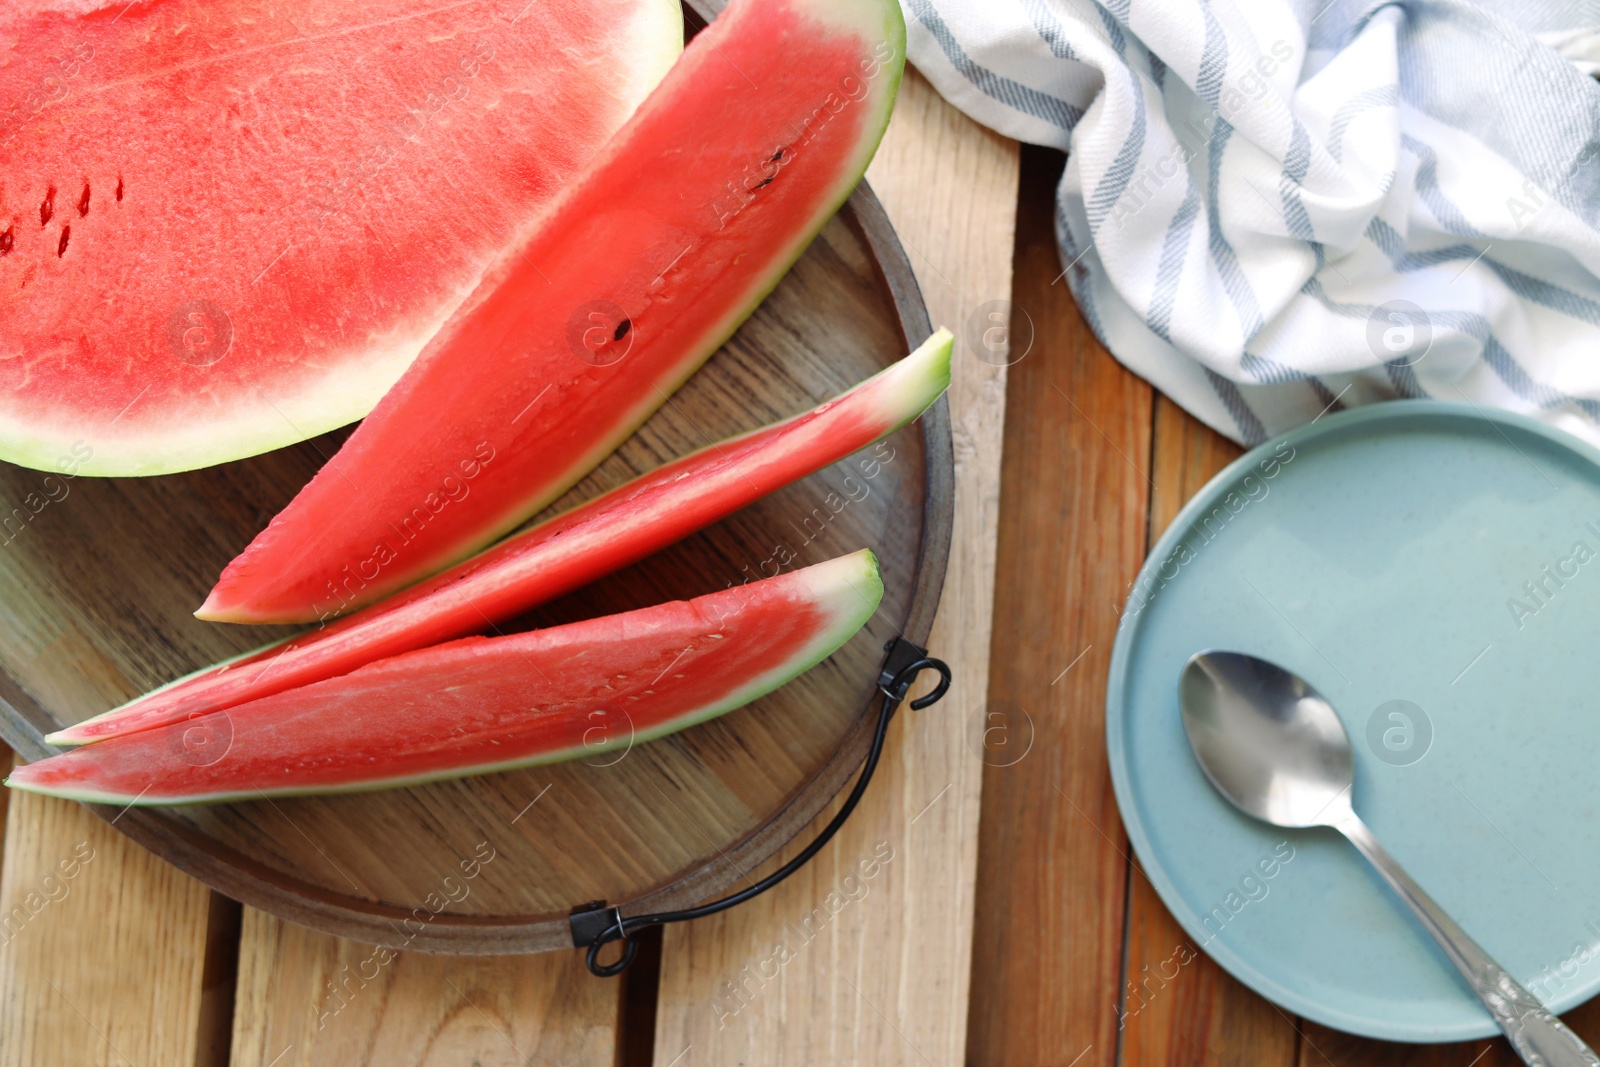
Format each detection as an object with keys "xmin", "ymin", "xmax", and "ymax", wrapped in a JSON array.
[{"xmin": 570, "ymin": 637, "xmax": 951, "ymax": 976}]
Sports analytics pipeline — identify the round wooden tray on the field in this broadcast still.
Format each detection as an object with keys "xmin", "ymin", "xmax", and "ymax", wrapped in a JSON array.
[{"xmin": 0, "ymin": 182, "xmax": 952, "ymax": 953}]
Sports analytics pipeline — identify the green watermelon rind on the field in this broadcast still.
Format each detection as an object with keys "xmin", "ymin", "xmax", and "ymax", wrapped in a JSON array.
[
  {"xmin": 0, "ymin": 0, "xmax": 686, "ymax": 478},
  {"xmin": 9, "ymin": 549, "xmax": 884, "ymax": 805}
]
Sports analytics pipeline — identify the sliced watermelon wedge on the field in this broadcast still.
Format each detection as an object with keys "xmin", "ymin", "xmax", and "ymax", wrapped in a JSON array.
[
  {"xmin": 204, "ymin": 0, "xmax": 908, "ymax": 622},
  {"xmin": 0, "ymin": 0, "xmax": 681, "ymax": 476},
  {"xmin": 49, "ymin": 331, "xmax": 949, "ymax": 748},
  {"xmin": 10, "ymin": 551, "xmax": 882, "ymax": 805}
]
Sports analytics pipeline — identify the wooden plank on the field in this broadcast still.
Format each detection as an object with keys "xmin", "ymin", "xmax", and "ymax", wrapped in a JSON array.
[
  {"xmin": 1117, "ymin": 397, "xmax": 1298, "ymax": 1066},
  {"xmin": 960, "ymin": 144, "xmax": 1152, "ymax": 1067},
  {"xmin": 0, "ymin": 749, "xmax": 10, "ymax": 874},
  {"xmin": 651, "ymin": 67, "xmax": 1018, "ymax": 1067},
  {"xmin": 229, "ymin": 908, "xmax": 621, "ymax": 1067},
  {"xmin": 1298, "ymin": 1023, "xmax": 1506, "ymax": 1065},
  {"xmin": 0, "ymin": 789, "xmax": 215, "ymax": 1067}
]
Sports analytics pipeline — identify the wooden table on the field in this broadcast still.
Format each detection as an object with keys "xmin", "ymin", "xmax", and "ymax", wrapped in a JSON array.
[{"xmin": 2, "ymin": 74, "xmax": 1596, "ymax": 1067}]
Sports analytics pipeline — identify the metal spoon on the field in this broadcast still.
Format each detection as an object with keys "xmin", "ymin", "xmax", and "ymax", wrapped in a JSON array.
[{"xmin": 1179, "ymin": 650, "xmax": 1598, "ymax": 1065}]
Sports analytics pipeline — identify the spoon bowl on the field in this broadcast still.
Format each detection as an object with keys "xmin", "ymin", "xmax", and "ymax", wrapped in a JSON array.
[{"xmin": 1179, "ymin": 651, "xmax": 1354, "ymax": 827}]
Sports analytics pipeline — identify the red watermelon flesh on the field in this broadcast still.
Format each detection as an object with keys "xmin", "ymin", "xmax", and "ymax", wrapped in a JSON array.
[
  {"xmin": 204, "ymin": 0, "xmax": 908, "ymax": 623},
  {"xmin": 0, "ymin": 0, "xmax": 681, "ymax": 476},
  {"xmin": 8, "ymin": 550, "xmax": 882, "ymax": 805},
  {"xmin": 50, "ymin": 329, "xmax": 949, "ymax": 747}
]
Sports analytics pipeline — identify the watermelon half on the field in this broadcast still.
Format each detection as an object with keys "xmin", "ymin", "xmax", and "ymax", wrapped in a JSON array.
[
  {"xmin": 204, "ymin": 0, "xmax": 908, "ymax": 623},
  {"xmin": 0, "ymin": 0, "xmax": 681, "ymax": 476},
  {"xmin": 51, "ymin": 328, "xmax": 950, "ymax": 747},
  {"xmin": 8, "ymin": 550, "xmax": 882, "ymax": 805}
]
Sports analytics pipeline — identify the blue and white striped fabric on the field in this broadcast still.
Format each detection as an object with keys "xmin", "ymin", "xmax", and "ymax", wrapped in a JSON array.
[{"xmin": 902, "ymin": 0, "xmax": 1600, "ymax": 446}]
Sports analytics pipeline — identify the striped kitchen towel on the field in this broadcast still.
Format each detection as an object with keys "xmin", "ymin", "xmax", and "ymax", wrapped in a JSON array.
[{"xmin": 903, "ymin": 0, "xmax": 1600, "ymax": 446}]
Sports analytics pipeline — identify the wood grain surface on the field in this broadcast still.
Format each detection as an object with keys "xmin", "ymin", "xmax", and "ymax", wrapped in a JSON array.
[
  {"xmin": 651, "ymin": 66, "xmax": 1019, "ymax": 1067},
  {"xmin": 0, "ymin": 784, "xmax": 219, "ymax": 1067},
  {"xmin": 964, "ymin": 144, "xmax": 1153, "ymax": 1067},
  {"xmin": 230, "ymin": 909, "xmax": 620, "ymax": 1067}
]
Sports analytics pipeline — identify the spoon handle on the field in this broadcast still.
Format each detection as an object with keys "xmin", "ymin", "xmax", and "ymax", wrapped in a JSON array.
[{"xmin": 1335, "ymin": 813, "xmax": 1599, "ymax": 1066}]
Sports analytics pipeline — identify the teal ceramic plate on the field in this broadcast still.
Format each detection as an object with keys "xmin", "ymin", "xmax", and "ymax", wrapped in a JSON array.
[{"xmin": 1107, "ymin": 400, "xmax": 1600, "ymax": 1041}]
